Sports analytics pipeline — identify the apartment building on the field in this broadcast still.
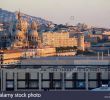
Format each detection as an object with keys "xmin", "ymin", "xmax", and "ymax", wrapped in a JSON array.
[{"xmin": 42, "ymin": 32, "xmax": 84, "ymax": 51}]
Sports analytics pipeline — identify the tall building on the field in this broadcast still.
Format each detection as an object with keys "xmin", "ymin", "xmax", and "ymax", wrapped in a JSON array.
[
  {"xmin": 42, "ymin": 32, "xmax": 85, "ymax": 51},
  {"xmin": 77, "ymin": 33, "xmax": 85, "ymax": 51}
]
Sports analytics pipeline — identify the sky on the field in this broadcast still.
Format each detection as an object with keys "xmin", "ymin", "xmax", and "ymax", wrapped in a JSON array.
[{"xmin": 0, "ymin": 0, "xmax": 110, "ymax": 28}]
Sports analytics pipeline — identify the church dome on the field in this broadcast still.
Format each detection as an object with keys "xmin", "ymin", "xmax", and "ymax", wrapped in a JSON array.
[
  {"xmin": 29, "ymin": 21, "xmax": 39, "ymax": 38},
  {"xmin": 14, "ymin": 30, "xmax": 25, "ymax": 39},
  {"xmin": 16, "ymin": 19, "xmax": 28, "ymax": 32},
  {"xmin": 31, "ymin": 21, "xmax": 38, "ymax": 30},
  {"xmin": 29, "ymin": 30, "xmax": 38, "ymax": 38}
]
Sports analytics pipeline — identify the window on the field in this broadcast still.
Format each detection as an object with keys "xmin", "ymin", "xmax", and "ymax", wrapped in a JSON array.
[
  {"xmin": 25, "ymin": 73, "xmax": 30, "ymax": 88},
  {"xmin": 65, "ymin": 72, "xmax": 73, "ymax": 79},
  {"xmin": 42, "ymin": 72, "xmax": 49, "ymax": 79},
  {"xmin": 89, "ymin": 81, "xmax": 97, "ymax": 88},
  {"xmin": 53, "ymin": 81, "xmax": 61, "ymax": 88},
  {"xmin": 17, "ymin": 81, "xmax": 25, "ymax": 88},
  {"xmin": 65, "ymin": 81, "xmax": 73, "ymax": 88},
  {"xmin": 42, "ymin": 81, "xmax": 49, "ymax": 88},
  {"xmin": 6, "ymin": 81, "xmax": 14, "ymax": 88},
  {"xmin": 29, "ymin": 81, "xmax": 38, "ymax": 88},
  {"xmin": 76, "ymin": 81, "xmax": 85, "ymax": 88},
  {"xmin": 6, "ymin": 72, "xmax": 14, "ymax": 80},
  {"xmin": 53, "ymin": 72, "xmax": 61, "ymax": 79}
]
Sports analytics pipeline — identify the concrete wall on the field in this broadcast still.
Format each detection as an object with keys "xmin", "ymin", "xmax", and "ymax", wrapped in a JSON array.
[{"xmin": 0, "ymin": 67, "xmax": 109, "ymax": 91}]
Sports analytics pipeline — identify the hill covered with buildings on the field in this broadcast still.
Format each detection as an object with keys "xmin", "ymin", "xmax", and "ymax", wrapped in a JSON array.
[{"xmin": 0, "ymin": 8, "xmax": 54, "ymax": 32}]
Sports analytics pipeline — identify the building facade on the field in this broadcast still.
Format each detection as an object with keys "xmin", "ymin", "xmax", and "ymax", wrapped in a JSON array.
[
  {"xmin": 36, "ymin": 47, "xmax": 56, "ymax": 57},
  {"xmin": 0, "ymin": 49, "xmax": 38, "ymax": 65},
  {"xmin": 0, "ymin": 65, "xmax": 109, "ymax": 91},
  {"xmin": 0, "ymin": 50, "xmax": 22, "ymax": 66},
  {"xmin": 0, "ymin": 56, "xmax": 110, "ymax": 91},
  {"xmin": 42, "ymin": 32, "xmax": 85, "ymax": 51}
]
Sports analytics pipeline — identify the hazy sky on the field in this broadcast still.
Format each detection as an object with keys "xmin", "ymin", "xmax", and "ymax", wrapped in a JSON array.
[{"xmin": 0, "ymin": 0, "xmax": 110, "ymax": 28}]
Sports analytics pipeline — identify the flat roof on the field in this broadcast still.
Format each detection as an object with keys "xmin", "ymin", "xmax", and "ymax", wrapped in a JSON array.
[{"xmin": 21, "ymin": 56, "xmax": 110, "ymax": 66}]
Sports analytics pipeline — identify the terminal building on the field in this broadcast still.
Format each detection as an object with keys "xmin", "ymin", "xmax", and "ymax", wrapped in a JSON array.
[{"xmin": 0, "ymin": 56, "xmax": 110, "ymax": 91}]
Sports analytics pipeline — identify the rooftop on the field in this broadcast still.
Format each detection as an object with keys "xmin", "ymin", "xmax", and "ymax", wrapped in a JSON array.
[{"xmin": 21, "ymin": 56, "xmax": 110, "ymax": 66}]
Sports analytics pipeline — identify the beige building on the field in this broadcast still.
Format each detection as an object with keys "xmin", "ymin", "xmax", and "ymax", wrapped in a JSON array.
[
  {"xmin": 22, "ymin": 49, "xmax": 37, "ymax": 58},
  {"xmin": 0, "ymin": 50, "xmax": 22, "ymax": 66},
  {"xmin": 36, "ymin": 47, "xmax": 56, "ymax": 57},
  {"xmin": 57, "ymin": 51, "xmax": 76, "ymax": 56},
  {"xmin": 103, "ymin": 31, "xmax": 110, "ymax": 35},
  {"xmin": 0, "ymin": 49, "xmax": 39, "ymax": 66},
  {"xmin": 42, "ymin": 32, "xmax": 84, "ymax": 51}
]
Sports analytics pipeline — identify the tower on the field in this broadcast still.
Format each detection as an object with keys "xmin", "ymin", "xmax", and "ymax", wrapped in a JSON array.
[
  {"xmin": 18, "ymin": 10, "xmax": 21, "ymax": 21},
  {"xmin": 37, "ymin": 36, "xmax": 43, "ymax": 48},
  {"xmin": 11, "ymin": 10, "xmax": 28, "ymax": 49},
  {"xmin": 78, "ymin": 33, "xmax": 85, "ymax": 51}
]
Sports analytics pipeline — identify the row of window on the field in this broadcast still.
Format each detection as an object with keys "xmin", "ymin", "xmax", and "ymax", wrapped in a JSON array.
[
  {"xmin": 6, "ymin": 80, "xmax": 110, "ymax": 91},
  {"xmin": 6, "ymin": 72, "xmax": 110, "ymax": 80},
  {"xmin": 2, "ymin": 61, "xmax": 20, "ymax": 65}
]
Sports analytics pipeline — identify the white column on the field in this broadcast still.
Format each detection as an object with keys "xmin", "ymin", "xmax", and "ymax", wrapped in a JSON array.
[
  {"xmin": 2, "ymin": 70, "xmax": 6, "ymax": 91},
  {"xmin": 14, "ymin": 72, "xmax": 17, "ymax": 91},
  {"xmin": 0, "ymin": 69, "xmax": 3, "ymax": 91},
  {"xmin": 62, "ymin": 71, "xmax": 65, "ymax": 90},
  {"xmin": 85, "ymin": 70, "xmax": 89, "ymax": 91},
  {"xmin": 39, "ymin": 72, "xmax": 41, "ymax": 91}
]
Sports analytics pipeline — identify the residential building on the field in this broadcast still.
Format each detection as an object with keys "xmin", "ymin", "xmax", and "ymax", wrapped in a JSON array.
[{"xmin": 42, "ymin": 32, "xmax": 84, "ymax": 51}]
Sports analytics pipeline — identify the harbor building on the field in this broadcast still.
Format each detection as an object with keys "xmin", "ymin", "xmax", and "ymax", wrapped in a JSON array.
[{"xmin": 0, "ymin": 56, "xmax": 110, "ymax": 91}]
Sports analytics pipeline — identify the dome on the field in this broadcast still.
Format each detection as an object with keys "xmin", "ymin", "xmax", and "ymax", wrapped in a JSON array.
[
  {"xmin": 31, "ymin": 21, "xmax": 38, "ymax": 30},
  {"xmin": 29, "ymin": 30, "xmax": 38, "ymax": 38},
  {"xmin": 14, "ymin": 30, "xmax": 25, "ymax": 39},
  {"xmin": 16, "ymin": 19, "xmax": 28, "ymax": 32}
]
